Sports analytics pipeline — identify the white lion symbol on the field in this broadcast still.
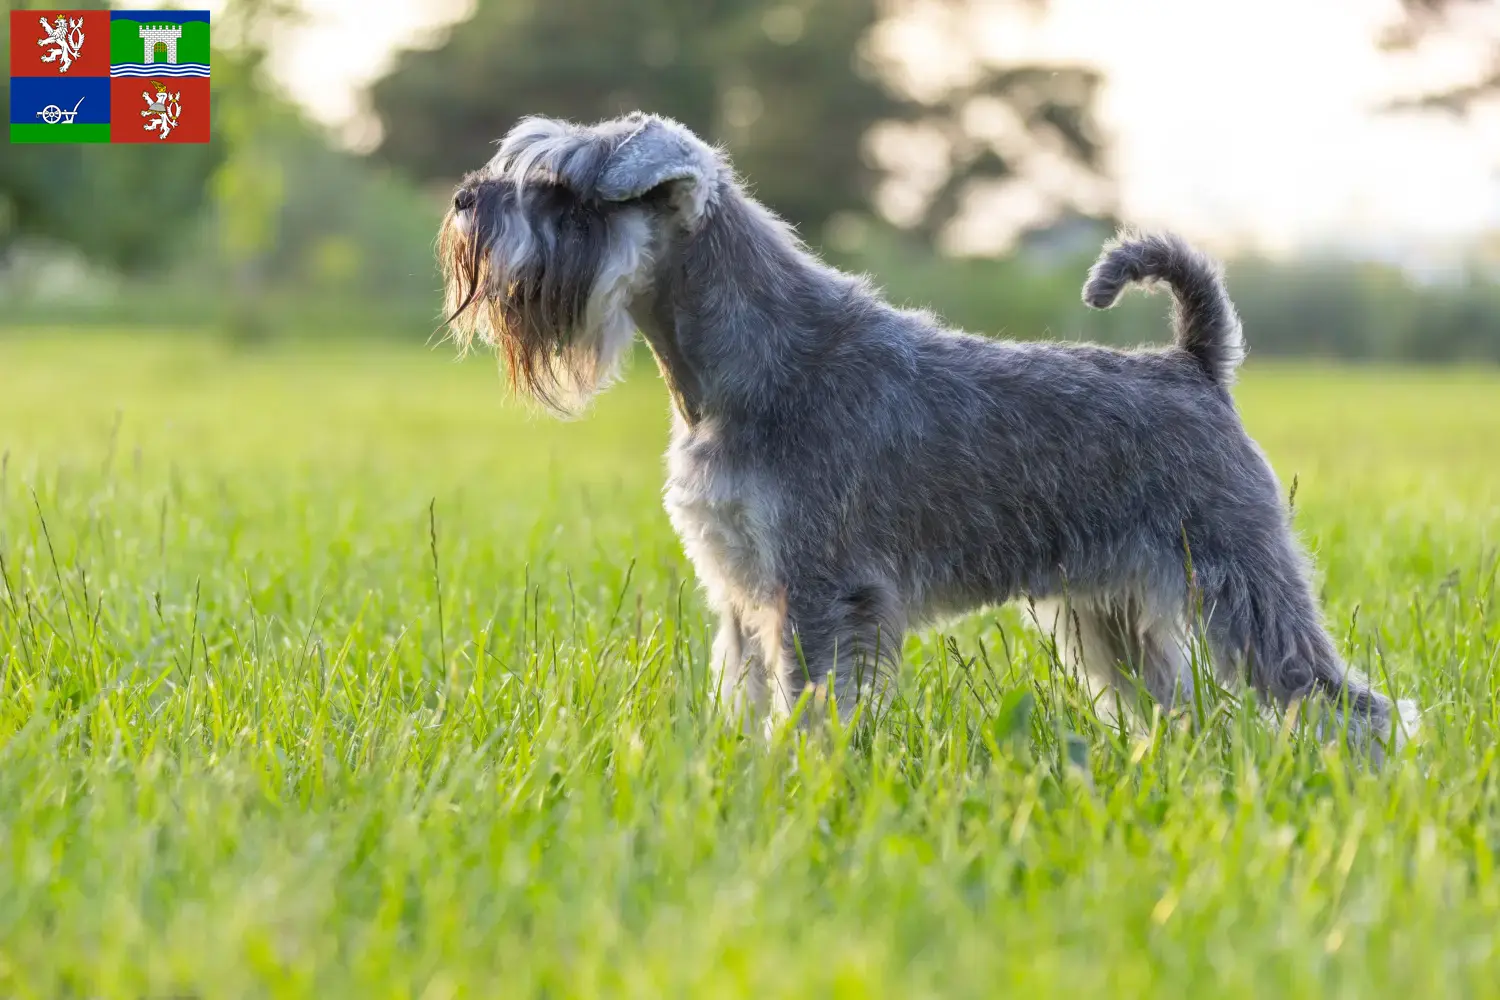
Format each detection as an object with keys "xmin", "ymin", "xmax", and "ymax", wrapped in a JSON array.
[
  {"xmin": 141, "ymin": 83, "xmax": 183, "ymax": 140},
  {"xmin": 37, "ymin": 15, "xmax": 86, "ymax": 74}
]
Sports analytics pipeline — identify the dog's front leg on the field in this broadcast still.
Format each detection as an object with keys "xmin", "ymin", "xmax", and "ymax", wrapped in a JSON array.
[
  {"xmin": 767, "ymin": 581, "xmax": 903, "ymax": 728},
  {"xmin": 709, "ymin": 606, "xmax": 769, "ymax": 731}
]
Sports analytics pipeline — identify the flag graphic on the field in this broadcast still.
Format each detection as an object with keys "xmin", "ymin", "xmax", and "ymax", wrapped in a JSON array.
[{"xmin": 9, "ymin": 9, "xmax": 209, "ymax": 144}]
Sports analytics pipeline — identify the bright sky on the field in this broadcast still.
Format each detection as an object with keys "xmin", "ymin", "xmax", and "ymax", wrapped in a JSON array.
[{"xmin": 191, "ymin": 0, "xmax": 1500, "ymax": 261}]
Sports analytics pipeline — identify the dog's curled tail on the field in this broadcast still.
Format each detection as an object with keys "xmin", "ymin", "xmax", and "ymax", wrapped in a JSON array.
[{"xmin": 1082, "ymin": 231, "xmax": 1246, "ymax": 385}]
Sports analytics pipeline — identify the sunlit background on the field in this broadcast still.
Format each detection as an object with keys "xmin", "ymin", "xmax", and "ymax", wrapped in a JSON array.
[
  {"xmin": 6, "ymin": 0, "xmax": 1500, "ymax": 356},
  {"xmin": 238, "ymin": 0, "xmax": 1500, "ymax": 259}
]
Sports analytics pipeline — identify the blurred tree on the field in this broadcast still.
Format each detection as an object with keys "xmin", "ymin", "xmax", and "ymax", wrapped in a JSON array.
[
  {"xmin": 1385, "ymin": 0, "xmax": 1500, "ymax": 112},
  {"xmin": 208, "ymin": 0, "xmax": 304, "ymax": 340},
  {"xmin": 0, "ymin": 0, "xmax": 222, "ymax": 273},
  {"xmin": 369, "ymin": 0, "xmax": 1110, "ymax": 248}
]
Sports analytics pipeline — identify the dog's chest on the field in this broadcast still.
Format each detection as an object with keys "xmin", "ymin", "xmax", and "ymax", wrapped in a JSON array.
[{"xmin": 663, "ymin": 430, "xmax": 782, "ymax": 602}]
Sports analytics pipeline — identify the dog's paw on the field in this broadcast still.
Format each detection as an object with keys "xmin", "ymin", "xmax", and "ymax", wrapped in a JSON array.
[{"xmin": 1390, "ymin": 697, "xmax": 1422, "ymax": 751}]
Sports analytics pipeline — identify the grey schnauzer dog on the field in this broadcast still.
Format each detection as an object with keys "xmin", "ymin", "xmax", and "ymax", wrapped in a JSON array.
[{"xmin": 439, "ymin": 111, "xmax": 1419, "ymax": 755}]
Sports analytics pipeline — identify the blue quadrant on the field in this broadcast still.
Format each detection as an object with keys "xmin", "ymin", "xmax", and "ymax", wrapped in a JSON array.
[
  {"xmin": 9, "ymin": 77, "xmax": 112, "ymax": 127},
  {"xmin": 109, "ymin": 10, "xmax": 210, "ymax": 23}
]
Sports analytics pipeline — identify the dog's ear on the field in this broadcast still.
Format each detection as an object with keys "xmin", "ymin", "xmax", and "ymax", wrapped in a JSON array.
[{"xmin": 595, "ymin": 117, "xmax": 718, "ymax": 217}]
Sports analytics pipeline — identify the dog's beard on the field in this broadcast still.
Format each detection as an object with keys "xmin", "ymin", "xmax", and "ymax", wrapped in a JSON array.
[{"xmin": 439, "ymin": 201, "xmax": 649, "ymax": 415}]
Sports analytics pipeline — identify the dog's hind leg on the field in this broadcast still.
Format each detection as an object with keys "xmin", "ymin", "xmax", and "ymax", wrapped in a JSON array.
[
  {"xmin": 1135, "ymin": 613, "xmax": 1198, "ymax": 712},
  {"xmin": 1200, "ymin": 541, "xmax": 1419, "ymax": 758},
  {"xmin": 1032, "ymin": 597, "xmax": 1195, "ymax": 723},
  {"xmin": 1031, "ymin": 598, "xmax": 1135, "ymax": 722}
]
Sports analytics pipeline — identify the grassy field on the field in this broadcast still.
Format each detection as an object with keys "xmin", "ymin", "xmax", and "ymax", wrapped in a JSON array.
[{"xmin": 0, "ymin": 331, "xmax": 1497, "ymax": 998}]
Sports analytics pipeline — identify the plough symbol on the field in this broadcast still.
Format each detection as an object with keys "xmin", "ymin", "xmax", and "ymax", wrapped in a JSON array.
[{"xmin": 36, "ymin": 97, "xmax": 85, "ymax": 124}]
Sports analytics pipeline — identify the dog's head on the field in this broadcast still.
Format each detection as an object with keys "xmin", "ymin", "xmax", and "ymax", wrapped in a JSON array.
[{"xmin": 438, "ymin": 113, "xmax": 723, "ymax": 413}]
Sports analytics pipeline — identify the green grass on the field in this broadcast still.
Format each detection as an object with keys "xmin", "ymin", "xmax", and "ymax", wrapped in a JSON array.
[
  {"xmin": 0, "ymin": 331, "xmax": 1497, "ymax": 998},
  {"xmin": 8, "ymin": 123, "xmax": 111, "ymax": 144}
]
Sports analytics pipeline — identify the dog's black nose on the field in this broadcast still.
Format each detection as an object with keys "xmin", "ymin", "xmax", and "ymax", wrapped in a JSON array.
[{"xmin": 454, "ymin": 188, "xmax": 476, "ymax": 212}]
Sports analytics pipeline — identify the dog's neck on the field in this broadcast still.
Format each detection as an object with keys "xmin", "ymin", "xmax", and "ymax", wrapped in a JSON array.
[
  {"xmin": 632, "ymin": 284, "xmax": 707, "ymax": 425},
  {"xmin": 629, "ymin": 185, "xmax": 866, "ymax": 428}
]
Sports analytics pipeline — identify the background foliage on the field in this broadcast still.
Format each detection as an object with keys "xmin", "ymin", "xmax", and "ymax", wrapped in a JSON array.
[{"xmin": 3, "ymin": 0, "xmax": 1500, "ymax": 364}]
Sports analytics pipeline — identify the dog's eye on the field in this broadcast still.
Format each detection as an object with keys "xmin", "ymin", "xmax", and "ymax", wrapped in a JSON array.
[
  {"xmin": 638, "ymin": 182, "xmax": 677, "ymax": 204},
  {"xmin": 587, "ymin": 180, "xmax": 672, "ymax": 207}
]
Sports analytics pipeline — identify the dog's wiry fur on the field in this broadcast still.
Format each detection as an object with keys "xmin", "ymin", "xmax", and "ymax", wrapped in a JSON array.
[{"xmin": 439, "ymin": 112, "xmax": 1419, "ymax": 757}]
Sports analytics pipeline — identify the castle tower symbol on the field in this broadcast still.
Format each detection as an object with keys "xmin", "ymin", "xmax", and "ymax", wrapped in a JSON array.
[{"xmin": 139, "ymin": 24, "xmax": 182, "ymax": 65}]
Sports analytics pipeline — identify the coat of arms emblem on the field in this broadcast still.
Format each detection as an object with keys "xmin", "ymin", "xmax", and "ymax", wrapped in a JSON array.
[
  {"xmin": 141, "ymin": 81, "xmax": 182, "ymax": 140},
  {"xmin": 37, "ymin": 14, "xmax": 86, "ymax": 74}
]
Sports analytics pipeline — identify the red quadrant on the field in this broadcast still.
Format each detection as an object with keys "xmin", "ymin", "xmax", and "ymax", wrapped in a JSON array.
[
  {"xmin": 109, "ymin": 77, "xmax": 210, "ymax": 143},
  {"xmin": 10, "ymin": 11, "xmax": 110, "ymax": 79}
]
